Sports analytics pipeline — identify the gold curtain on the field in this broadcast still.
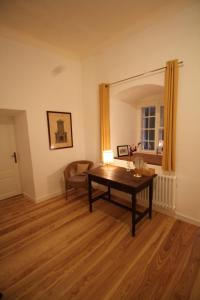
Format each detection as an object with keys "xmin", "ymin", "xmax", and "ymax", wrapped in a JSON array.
[
  {"xmin": 99, "ymin": 83, "xmax": 110, "ymax": 156},
  {"xmin": 162, "ymin": 59, "xmax": 178, "ymax": 171}
]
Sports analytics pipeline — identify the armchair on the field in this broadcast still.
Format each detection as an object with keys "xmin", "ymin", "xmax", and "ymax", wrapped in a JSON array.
[{"xmin": 64, "ymin": 160, "xmax": 94, "ymax": 198}]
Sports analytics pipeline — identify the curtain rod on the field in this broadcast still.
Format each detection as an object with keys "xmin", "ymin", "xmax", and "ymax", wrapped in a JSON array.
[{"xmin": 108, "ymin": 60, "xmax": 183, "ymax": 86}]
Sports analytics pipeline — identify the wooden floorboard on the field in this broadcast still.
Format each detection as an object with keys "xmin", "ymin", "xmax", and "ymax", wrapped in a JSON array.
[{"xmin": 0, "ymin": 191, "xmax": 199, "ymax": 300}]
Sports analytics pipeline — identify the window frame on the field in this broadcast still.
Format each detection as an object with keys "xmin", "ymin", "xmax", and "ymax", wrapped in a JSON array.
[
  {"xmin": 138, "ymin": 103, "xmax": 164, "ymax": 154},
  {"xmin": 141, "ymin": 106, "xmax": 156, "ymax": 151}
]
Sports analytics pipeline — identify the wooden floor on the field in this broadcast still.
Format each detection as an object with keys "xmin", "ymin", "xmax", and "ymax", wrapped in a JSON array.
[{"xmin": 0, "ymin": 191, "xmax": 200, "ymax": 300}]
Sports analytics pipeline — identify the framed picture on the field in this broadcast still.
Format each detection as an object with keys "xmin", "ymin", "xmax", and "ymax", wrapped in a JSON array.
[
  {"xmin": 117, "ymin": 145, "xmax": 129, "ymax": 157},
  {"xmin": 46, "ymin": 111, "xmax": 73, "ymax": 150}
]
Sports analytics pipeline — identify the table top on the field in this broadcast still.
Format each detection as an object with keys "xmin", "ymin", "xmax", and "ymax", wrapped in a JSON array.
[{"xmin": 87, "ymin": 165, "xmax": 156, "ymax": 191}]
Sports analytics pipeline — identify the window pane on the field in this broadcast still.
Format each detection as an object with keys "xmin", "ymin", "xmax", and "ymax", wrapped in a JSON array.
[
  {"xmin": 143, "ymin": 142, "xmax": 149, "ymax": 150},
  {"xmin": 149, "ymin": 142, "xmax": 155, "ymax": 150},
  {"xmin": 142, "ymin": 130, "xmax": 148, "ymax": 140},
  {"xmin": 142, "ymin": 118, "xmax": 148, "ymax": 128},
  {"xmin": 149, "ymin": 106, "xmax": 155, "ymax": 116},
  {"xmin": 144, "ymin": 107, "xmax": 149, "ymax": 117},
  {"xmin": 149, "ymin": 130, "xmax": 155, "ymax": 140},
  {"xmin": 145, "ymin": 130, "xmax": 149, "ymax": 140},
  {"xmin": 160, "ymin": 106, "xmax": 164, "ymax": 127},
  {"xmin": 141, "ymin": 106, "xmax": 157, "ymax": 152},
  {"xmin": 149, "ymin": 117, "xmax": 155, "ymax": 128},
  {"xmin": 143, "ymin": 118, "xmax": 149, "ymax": 128}
]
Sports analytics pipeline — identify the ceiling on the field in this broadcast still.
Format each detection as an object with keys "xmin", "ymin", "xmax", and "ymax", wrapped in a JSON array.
[{"xmin": 0, "ymin": 0, "xmax": 192, "ymax": 58}]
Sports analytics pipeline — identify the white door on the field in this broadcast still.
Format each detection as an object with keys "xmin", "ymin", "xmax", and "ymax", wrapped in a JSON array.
[{"xmin": 0, "ymin": 116, "xmax": 21, "ymax": 200}]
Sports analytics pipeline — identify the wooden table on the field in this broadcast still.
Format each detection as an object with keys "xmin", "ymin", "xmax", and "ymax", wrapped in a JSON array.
[{"xmin": 87, "ymin": 165, "xmax": 157, "ymax": 236}]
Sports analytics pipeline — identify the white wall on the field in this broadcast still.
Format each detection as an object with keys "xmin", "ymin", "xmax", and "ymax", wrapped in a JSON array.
[
  {"xmin": 82, "ymin": 1, "xmax": 200, "ymax": 223},
  {"xmin": 0, "ymin": 36, "xmax": 85, "ymax": 201},
  {"xmin": 110, "ymin": 99, "xmax": 136, "ymax": 157}
]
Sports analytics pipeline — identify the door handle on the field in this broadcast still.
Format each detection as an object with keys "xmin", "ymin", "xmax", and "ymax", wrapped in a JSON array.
[{"xmin": 11, "ymin": 152, "xmax": 17, "ymax": 163}]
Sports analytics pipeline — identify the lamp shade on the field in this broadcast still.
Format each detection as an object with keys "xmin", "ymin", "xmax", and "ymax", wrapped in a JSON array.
[{"xmin": 103, "ymin": 150, "xmax": 114, "ymax": 164}]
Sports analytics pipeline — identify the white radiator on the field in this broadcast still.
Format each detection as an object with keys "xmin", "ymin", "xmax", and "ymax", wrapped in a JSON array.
[{"xmin": 137, "ymin": 175, "xmax": 176, "ymax": 210}]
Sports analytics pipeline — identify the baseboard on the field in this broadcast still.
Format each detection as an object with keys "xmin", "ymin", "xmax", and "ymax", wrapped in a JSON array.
[
  {"xmin": 110, "ymin": 189, "xmax": 175, "ymax": 219},
  {"xmin": 111, "ymin": 190, "xmax": 200, "ymax": 227},
  {"xmin": 0, "ymin": 191, "xmax": 22, "ymax": 201},
  {"xmin": 175, "ymin": 212, "xmax": 200, "ymax": 227},
  {"xmin": 135, "ymin": 196, "xmax": 175, "ymax": 217},
  {"xmin": 0, "ymin": 193, "xmax": 23, "ymax": 201},
  {"xmin": 152, "ymin": 204, "xmax": 175, "ymax": 217},
  {"xmin": 29, "ymin": 186, "xmax": 200, "ymax": 227},
  {"xmin": 23, "ymin": 192, "xmax": 35, "ymax": 202},
  {"xmin": 34, "ymin": 190, "xmax": 65, "ymax": 203}
]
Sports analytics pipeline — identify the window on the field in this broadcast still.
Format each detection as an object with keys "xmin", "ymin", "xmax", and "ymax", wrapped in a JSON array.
[
  {"xmin": 141, "ymin": 105, "xmax": 164, "ymax": 152},
  {"xmin": 159, "ymin": 106, "xmax": 164, "ymax": 141},
  {"xmin": 157, "ymin": 105, "xmax": 164, "ymax": 152},
  {"xmin": 141, "ymin": 106, "xmax": 156, "ymax": 150}
]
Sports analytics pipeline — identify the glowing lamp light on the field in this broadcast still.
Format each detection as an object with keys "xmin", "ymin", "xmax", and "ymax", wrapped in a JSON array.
[
  {"xmin": 103, "ymin": 150, "xmax": 114, "ymax": 165},
  {"xmin": 158, "ymin": 140, "xmax": 164, "ymax": 148}
]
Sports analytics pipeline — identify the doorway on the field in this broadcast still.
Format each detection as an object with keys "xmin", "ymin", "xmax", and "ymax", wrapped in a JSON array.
[{"xmin": 0, "ymin": 115, "xmax": 21, "ymax": 200}]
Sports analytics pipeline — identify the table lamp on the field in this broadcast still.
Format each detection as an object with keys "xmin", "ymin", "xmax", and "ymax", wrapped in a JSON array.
[{"xmin": 103, "ymin": 150, "xmax": 114, "ymax": 165}]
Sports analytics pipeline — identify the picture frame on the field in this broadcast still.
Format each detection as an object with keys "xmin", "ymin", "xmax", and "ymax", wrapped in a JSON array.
[
  {"xmin": 46, "ymin": 111, "xmax": 73, "ymax": 150},
  {"xmin": 117, "ymin": 145, "xmax": 129, "ymax": 157}
]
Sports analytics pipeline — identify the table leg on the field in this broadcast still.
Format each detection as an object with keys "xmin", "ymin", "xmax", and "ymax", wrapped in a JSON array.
[
  {"xmin": 88, "ymin": 177, "xmax": 92, "ymax": 212},
  {"xmin": 149, "ymin": 180, "xmax": 153, "ymax": 219},
  {"xmin": 132, "ymin": 193, "xmax": 136, "ymax": 236}
]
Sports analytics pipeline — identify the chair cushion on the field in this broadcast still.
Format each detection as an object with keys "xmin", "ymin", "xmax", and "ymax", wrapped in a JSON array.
[
  {"xmin": 69, "ymin": 175, "xmax": 87, "ymax": 183},
  {"xmin": 77, "ymin": 163, "xmax": 89, "ymax": 175}
]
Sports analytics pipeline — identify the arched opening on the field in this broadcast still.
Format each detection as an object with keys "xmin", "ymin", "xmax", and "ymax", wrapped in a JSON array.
[
  {"xmin": 110, "ymin": 84, "xmax": 164, "ymax": 164},
  {"xmin": 0, "ymin": 109, "xmax": 35, "ymax": 200}
]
